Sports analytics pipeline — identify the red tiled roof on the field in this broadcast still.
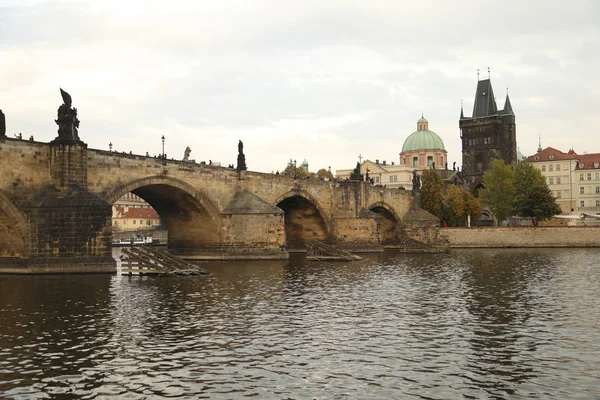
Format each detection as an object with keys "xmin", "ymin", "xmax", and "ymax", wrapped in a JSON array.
[
  {"xmin": 526, "ymin": 147, "xmax": 578, "ymax": 162},
  {"xmin": 575, "ymin": 153, "xmax": 600, "ymax": 170},
  {"xmin": 114, "ymin": 207, "xmax": 159, "ymax": 219}
]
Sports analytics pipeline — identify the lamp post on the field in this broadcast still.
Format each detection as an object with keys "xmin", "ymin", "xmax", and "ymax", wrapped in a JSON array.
[
  {"xmin": 109, "ymin": 142, "xmax": 112, "ymax": 152},
  {"xmin": 161, "ymin": 135, "xmax": 165, "ymax": 157}
]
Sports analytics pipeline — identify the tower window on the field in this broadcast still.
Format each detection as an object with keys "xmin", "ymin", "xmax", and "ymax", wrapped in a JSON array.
[{"xmin": 413, "ymin": 157, "xmax": 418, "ymax": 167}]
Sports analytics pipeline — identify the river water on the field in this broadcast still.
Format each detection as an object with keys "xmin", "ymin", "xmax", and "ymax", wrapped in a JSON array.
[{"xmin": 1, "ymin": 248, "xmax": 599, "ymax": 399}]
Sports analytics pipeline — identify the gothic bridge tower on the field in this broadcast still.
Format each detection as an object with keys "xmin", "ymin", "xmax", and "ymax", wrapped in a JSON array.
[{"xmin": 459, "ymin": 75, "xmax": 516, "ymax": 192}]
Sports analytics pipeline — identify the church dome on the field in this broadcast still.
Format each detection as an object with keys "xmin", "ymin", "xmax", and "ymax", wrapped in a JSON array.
[{"xmin": 401, "ymin": 116, "xmax": 446, "ymax": 153}]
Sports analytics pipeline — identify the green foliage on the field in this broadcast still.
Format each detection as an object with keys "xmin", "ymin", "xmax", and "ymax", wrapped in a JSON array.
[
  {"xmin": 480, "ymin": 159, "xmax": 515, "ymax": 224},
  {"xmin": 513, "ymin": 162, "xmax": 561, "ymax": 226},
  {"xmin": 282, "ymin": 164, "xmax": 310, "ymax": 178},
  {"xmin": 442, "ymin": 185, "xmax": 483, "ymax": 226},
  {"xmin": 316, "ymin": 168, "xmax": 334, "ymax": 181},
  {"xmin": 420, "ymin": 169, "xmax": 444, "ymax": 217}
]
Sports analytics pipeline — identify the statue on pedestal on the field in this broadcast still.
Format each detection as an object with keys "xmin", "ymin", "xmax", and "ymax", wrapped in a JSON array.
[
  {"xmin": 0, "ymin": 109, "xmax": 5, "ymax": 137},
  {"xmin": 236, "ymin": 140, "xmax": 247, "ymax": 171},
  {"xmin": 183, "ymin": 146, "xmax": 191, "ymax": 161},
  {"xmin": 411, "ymin": 170, "xmax": 421, "ymax": 193},
  {"xmin": 55, "ymin": 89, "xmax": 80, "ymax": 142},
  {"xmin": 349, "ymin": 162, "xmax": 363, "ymax": 181}
]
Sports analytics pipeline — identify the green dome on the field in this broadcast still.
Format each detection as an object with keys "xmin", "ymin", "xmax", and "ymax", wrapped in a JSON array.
[{"xmin": 402, "ymin": 129, "xmax": 445, "ymax": 152}]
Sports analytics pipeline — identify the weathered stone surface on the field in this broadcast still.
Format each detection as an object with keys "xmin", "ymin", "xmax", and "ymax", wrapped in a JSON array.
[
  {"xmin": 1, "ymin": 139, "xmax": 420, "ymax": 272},
  {"xmin": 441, "ymin": 226, "xmax": 600, "ymax": 247},
  {"xmin": 223, "ymin": 190, "xmax": 283, "ymax": 215}
]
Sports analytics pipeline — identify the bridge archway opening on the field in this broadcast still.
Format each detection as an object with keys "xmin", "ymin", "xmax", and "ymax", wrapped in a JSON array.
[
  {"xmin": 111, "ymin": 183, "xmax": 220, "ymax": 249},
  {"xmin": 276, "ymin": 195, "xmax": 328, "ymax": 248},
  {"xmin": 369, "ymin": 205, "xmax": 401, "ymax": 244}
]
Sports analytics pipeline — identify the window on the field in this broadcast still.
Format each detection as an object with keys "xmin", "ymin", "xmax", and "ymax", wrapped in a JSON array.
[
  {"xmin": 588, "ymin": 173, "xmax": 592, "ymax": 180},
  {"xmin": 549, "ymin": 155, "xmax": 555, "ymax": 160},
  {"xmin": 580, "ymin": 186, "xmax": 585, "ymax": 194},
  {"xmin": 580, "ymin": 200, "xmax": 585, "ymax": 208},
  {"xmin": 412, "ymin": 157, "xmax": 418, "ymax": 167},
  {"xmin": 427, "ymin": 156, "xmax": 434, "ymax": 167},
  {"xmin": 596, "ymin": 186, "xmax": 600, "ymax": 194},
  {"xmin": 556, "ymin": 164, "xmax": 561, "ymax": 171},
  {"xmin": 390, "ymin": 175, "xmax": 397, "ymax": 183},
  {"xmin": 556, "ymin": 191, "xmax": 561, "ymax": 199},
  {"xmin": 596, "ymin": 172, "xmax": 600, "ymax": 180},
  {"xmin": 375, "ymin": 176, "xmax": 380, "ymax": 184},
  {"xmin": 542, "ymin": 165, "xmax": 546, "ymax": 172},
  {"xmin": 549, "ymin": 177, "xmax": 554, "ymax": 185},
  {"xmin": 597, "ymin": 200, "xmax": 600, "ymax": 207},
  {"xmin": 556, "ymin": 177, "xmax": 561, "ymax": 185},
  {"xmin": 564, "ymin": 189, "xmax": 569, "ymax": 197},
  {"xmin": 580, "ymin": 173, "xmax": 584, "ymax": 181},
  {"xmin": 140, "ymin": 220, "xmax": 143, "ymax": 224},
  {"xmin": 133, "ymin": 220, "xmax": 136, "ymax": 224},
  {"xmin": 549, "ymin": 164, "xmax": 553, "ymax": 172}
]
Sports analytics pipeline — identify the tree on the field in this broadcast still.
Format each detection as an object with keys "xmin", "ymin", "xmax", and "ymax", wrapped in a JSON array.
[
  {"xmin": 513, "ymin": 162, "xmax": 561, "ymax": 226},
  {"xmin": 282, "ymin": 164, "xmax": 310, "ymax": 178},
  {"xmin": 480, "ymin": 159, "xmax": 515, "ymax": 225},
  {"xmin": 442, "ymin": 185, "xmax": 483, "ymax": 226},
  {"xmin": 316, "ymin": 168, "xmax": 334, "ymax": 181},
  {"xmin": 420, "ymin": 169, "xmax": 444, "ymax": 217}
]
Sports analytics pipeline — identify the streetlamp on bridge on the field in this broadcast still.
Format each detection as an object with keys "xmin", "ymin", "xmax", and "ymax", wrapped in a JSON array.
[
  {"xmin": 161, "ymin": 135, "xmax": 165, "ymax": 164},
  {"xmin": 109, "ymin": 142, "xmax": 112, "ymax": 152}
]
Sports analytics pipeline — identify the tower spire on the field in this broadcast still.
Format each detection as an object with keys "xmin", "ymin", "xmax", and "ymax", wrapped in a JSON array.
[
  {"xmin": 460, "ymin": 100, "xmax": 464, "ymax": 119},
  {"xmin": 538, "ymin": 134, "xmax": 542, "ymax": 152}
]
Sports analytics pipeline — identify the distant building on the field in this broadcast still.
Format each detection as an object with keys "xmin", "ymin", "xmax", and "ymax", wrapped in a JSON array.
[
  {"xmin": 526, "ymin": 147, "xmax": 600, "ymax": 217},
  {"xmin": 526, "ymin": 147, "xmax": 579, "ymax": 214},
  {"xmin": 460, "ymin": 76, "xmax": 517, "ymax": 192},
  {"xmin": 336, "ymin": 116, "xmax": 455, "ymax": 190},
  {"xmin": 113, "ymin": 206, "xmax": 161, "ymax": 231},
  {"xmin": 301, "ymin": 159, "xmax": 309, "ymax": 172},
  {"xmin": 112, "ymin": 193, "xmax": 161, "ymax": 231}
]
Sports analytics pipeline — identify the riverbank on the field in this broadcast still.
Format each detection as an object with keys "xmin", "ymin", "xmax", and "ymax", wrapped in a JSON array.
[{"xmin": 440, "ymin": 226, "xmax": 600, "ymax": 248}]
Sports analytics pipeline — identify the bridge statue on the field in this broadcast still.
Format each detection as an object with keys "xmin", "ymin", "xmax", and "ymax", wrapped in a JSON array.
[
  {"xmin": 411, "ymin": 169, "xmax": 421, "ymax": 193},
  {"xmin": 236, "ymin": 140, "xmax": 247, "ymax": 171},
  {"xmin": 55, "ymin": 88, "xmax": 80, "ymax": 142},
  {"xmin": 183, "ymin": 146, "xmax": 191, "ymax": 161},
  {"xmin": 0, "ymin": 109, "xmax": 5, "ymax": 137}
]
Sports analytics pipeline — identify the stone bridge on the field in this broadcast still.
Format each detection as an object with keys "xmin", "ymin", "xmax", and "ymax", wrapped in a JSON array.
[{"xmin": 0, "ymin": 136, "xmax": 437, "ymax": 273}]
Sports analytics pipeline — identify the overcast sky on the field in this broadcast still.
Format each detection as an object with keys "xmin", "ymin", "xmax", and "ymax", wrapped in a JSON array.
[{"xmin": 1, "ymin": 0, "xmax": 598, "ymax": 173}]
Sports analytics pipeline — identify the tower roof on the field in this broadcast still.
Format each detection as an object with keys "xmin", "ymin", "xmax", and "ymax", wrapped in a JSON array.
[
  {"xmin": 503, "ymin": 94, "xmax": 514, "ymax": 115},
  {"xmin": 472, "ymin": 79, "xmax": 498, "ymax": 118}
]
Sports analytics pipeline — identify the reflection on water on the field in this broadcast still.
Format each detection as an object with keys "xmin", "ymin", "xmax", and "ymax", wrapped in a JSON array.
[{"xmin": 1, "ymin": 249, "xmax": 599, "ymax": 399}]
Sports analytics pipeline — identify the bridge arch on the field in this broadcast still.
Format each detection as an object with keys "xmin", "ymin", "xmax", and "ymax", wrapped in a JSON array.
[
  {"xmin": 368, "ymin": 201, "xmax": 403, "ymax": 244},
  {"xmin": 0, "ymin": 191, "xmax": 29, "ymax": 257},
  {"xmin": 104, "ymin": 176, "xmax": 223, "ymax": 248},
  {"xmin": 274, "ymin": 190, "xmax": 331, "ymax": 246}
]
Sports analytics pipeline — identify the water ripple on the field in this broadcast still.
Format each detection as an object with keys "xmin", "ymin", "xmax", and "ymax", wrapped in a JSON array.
[{"xmin": 1, "ymin": 249, "xmax": 599, "ymax": 398}]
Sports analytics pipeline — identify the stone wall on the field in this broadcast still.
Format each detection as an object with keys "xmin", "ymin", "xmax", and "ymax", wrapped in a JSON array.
[
  {"xmin": 441, "ymin": 226, "xmax": 600, "ymax": 247},
  {"xmin": 332, "ymin": 218, "xmax": 380, "ymax": 246},
  {"xmin": 0, "ymin": 138, "xmax": 50, "ymax": 202}
]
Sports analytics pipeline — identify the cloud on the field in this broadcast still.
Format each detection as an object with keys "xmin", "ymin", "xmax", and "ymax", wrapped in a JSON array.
[{"xmin": 0, "ymin": 0, "xmax": 599, "ymax": 173}]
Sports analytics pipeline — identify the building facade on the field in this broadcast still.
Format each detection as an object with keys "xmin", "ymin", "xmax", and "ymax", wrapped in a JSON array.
[
  {"xmin": 336, "ymin": 116, "xmax": 452, "ymax": 190},
  {"xmin": 460, "ymin": 78, "xmax": 517, "ymax": 192},
  {"xmin": 527, "ymin": 147, "xmax": 600, "ymax": 218},
  {"xmin": 112, "ymin": 192, "xmax": 161, "ymax": 231}
]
